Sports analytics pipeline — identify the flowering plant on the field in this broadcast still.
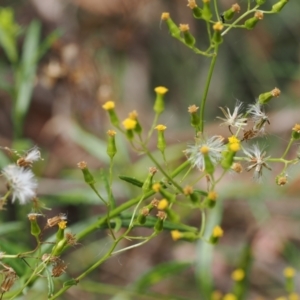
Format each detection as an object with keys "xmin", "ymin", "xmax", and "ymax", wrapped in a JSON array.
[{"xmin": 0, "ymin": 1, "xmax": 299, "ymax": 299}]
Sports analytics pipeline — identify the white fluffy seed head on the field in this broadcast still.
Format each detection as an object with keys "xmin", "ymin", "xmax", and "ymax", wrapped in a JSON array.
[{"xmin": 2, "ymin": 165, "xmax": 37, "ymax": 204}]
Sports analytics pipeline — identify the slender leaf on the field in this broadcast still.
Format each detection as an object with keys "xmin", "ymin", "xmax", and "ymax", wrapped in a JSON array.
[
  {"xmin": 14, "ymin": 20, "xmax": 41, "ymax": 135},
  {"xmin": 195, "ymin": 202, "xmax": 223, "ymax": 298},
  {"xmin": 134, "ymin": 261, "xmax": 191, "ymax": 292}
]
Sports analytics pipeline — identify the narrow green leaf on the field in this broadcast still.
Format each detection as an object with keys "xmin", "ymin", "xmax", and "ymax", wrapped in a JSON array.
[
  {"xmin": 45, "ymin": 268, "xmax": 55, "ymax": 298},
  {"xmin": 15, "ymin": 20, "xmax": 41, "ymax": 134},
  {"xmin": 63, "ymin": 279, "xmax": 78, "ymax": 287},
  {"xmin": 195, "ymin": 202, "xmax": 223, "ymax": 298},
  {"xmin": 134, "ymin": 261, "xmax": 191, "ymax": 292},
  {"xmin": 119, "ymin": 176, "xmax": 143, "ymax": 188}
]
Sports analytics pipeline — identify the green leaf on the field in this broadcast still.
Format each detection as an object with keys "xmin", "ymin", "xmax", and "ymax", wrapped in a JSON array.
[
  {"xmin": 195, "ymin": 202, "xmax": 223, "ymax": 298},
  {"xmin": 38, "ymin": 29, "xmax": 61, "ymax": 59},
  {"xmin": 119, "ymin": 176, "xmax": 143, "ymax": 188},
  {"xmin": 0, "ymin": 8, "xmax": 19, "ymax": 63},
  {"xmin": 68, "ymin": 123, "xmax": 109, "ymax": 162},
  {"xmin": 45, "ymin": 268, "xmax": 55, "ymax": 298},
  {"xmin": 63, "ymin": 279, "xmax": 78, "ymax": 287},
  {"xmin": 0, "ymin": 221, "xmax": 23, "ymax": 235},
  {"xmin": 15, "ymin": 20, "xmax": 41, "ymax": 135},
  {"xmin": 134, "ymin": 261, "xmax": 191, "ymax": 292}
]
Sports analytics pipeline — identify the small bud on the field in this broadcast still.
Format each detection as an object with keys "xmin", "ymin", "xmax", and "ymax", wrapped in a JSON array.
[
  {"xmin": 154, "ymin": 86, "xmax": 168, "ymax": 114},
  {"xmin": 129, "ymin": 110, "xmax": 142, "ymax": 134},
  {"xmin": 204, "ymin": 191, "xmax": 218, "ymax": 208},
  {"xmin": 56, "ymin": 220, "xmax": 67, "ymax": 242},
  {"xmin": 202, "ymin": 0, "xmax": 212, "ymax": 21},
  {"xmin": 256, "ymin": 0, "xmax": 266, "ymax": 5},
  {"xmin": 223, "ymin": 3, "xmax": 241, "ymax": 21},
  {"xmin": 187, "ymin": 0, "xmax": 202, "ymax": 19},
  {"xmin": 231, "ymin": 268, "xmax": 245, "ymax": 281},
  {"xmin": 292, "ymin": 124, "xmax": 300, "ymax": 140},
  {"xmin": 212, "ymin": 22, "xmax": 224, "ymax": 45},
  {"xmin": 161, "ymin": 13, "xmax": 181, "ymax": 39},
  {"xmin": 209, "ymin": 225, "xmax": 223, "ymax": 244},
  {"xmin": 231, "ymin": 162, "xmax": 243, "ymax": 173},
  {"xmin": 284, "ymin": 267, "xmax": 296, "ymax": 294},
  {"xmin": 142, "ymin": 167, "xmax": 157, "ymax": 193},
  {"xmin": 184, "ymin": 185, "xmax": 199, "ymax": 204},
  {"xmin": 223, "ymin": 294, "xmax": 237, "ymax": 300},
  {"xmin": 179, "ymin": 24, "xmax": 196, "ymax": 47},
  {"xmin": 188, "ymin": 105, "xmax": 200, "ymax": 128},
  {"xmin": 28, "ymin": 213, "xmax": 42, "ymax": 238},
  {"xmin": 244, "ymin": 11, "xmax": 263, "ymax": 30},
  {"xmin": 171, "ymin": 230, "xmax": 182, "ymax": 241},
  {"xmin": 51, "ymin": 238, "xmax": 67, "ymax": 256},
  {"xmin": 276, "ymin": 174, "xmax": 288, "ymax": 186},
  {"xmin": 137, "ymin": 207, "xmax": 149, "ymax": 224},
  {"xmin": 200, "ymin": 147, "xmax": 215, "ymax": 175},
  {"xmin": 157, "ymin": 199, "xmax": 169, "ymax": 210},
  {"xmin": 258, "ymin": 87, "xmax": 280, "ymax": 104},
  {"xmin": 102, "ymin": 101, "xmax": 119, "ymax": 126},
  {"xmin": 171, "ymin": 230, "xmax": 198, "ymax": 242},
  {"xmin": 77, "ymin": 161, "xmax": 96, "ymax": 185},
  {"xmin": 155, "ymin": 211, "xmax": 167, "ymax": 232},
  {"xmin": 122, "ymin": 118, "xmax": 137, "ymax": 140},
  {"xmin": 272, "ymin": 0, "xmax": 288, "ymax": 13},
  {"xmin": 107, "ymin": 130, "xmax": 117, "ymax": 159},
  {"xmin": 155, "ymin": 124, "xmax": 167, "ymax": 153},
  {"xmin": 221, "ymin": 136, "xmax": 240, "ymax": 169}
]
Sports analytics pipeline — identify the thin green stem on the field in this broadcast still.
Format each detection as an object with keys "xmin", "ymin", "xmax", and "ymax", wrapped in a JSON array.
[
  {"xmin": 90, "ymin": 185, "xmax": 107, "ymax": 206},
  {"xmin": 199, "ymin": 45, "xmax": 219, "ymax": 132},
  {"xmin": 143, "ymin": 148, "xmax": 183, "ymax": 193},
  {"xmin": 146, "ymin": 112, "xmax": 160, "ymax": 143},
  {"xmin": 221, "ymin": 6, "xmax": 259, "ymax": 36},
  {"xmin": 213, "ymin": 0, "xmax": 220, "ymax": 22},
  {"xmin": 280, "ymin": 138, "xmax": 294, "ymax": 159}
]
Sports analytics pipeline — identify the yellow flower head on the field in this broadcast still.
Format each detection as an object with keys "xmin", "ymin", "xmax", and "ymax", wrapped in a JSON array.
[
  {"xmin": 152, "ymin": 183, "xmax": 161, "ymax": 192},
  {"xmin": 157, "ymin": 199, "xmax": 169, "ymax": 210},
  {"xmin": 161, "ymin": 12, "xmax": 170, "ymax": 20},
  {"xmin": 231, "ymin": 162, "xmax": 243, "ymax": 173},
  {"xmin": 289, "ymin": 293, "xmax": 299, "ymax": 300},
  {"xmin": 58, "ymin": 220, "xmax": 67, "ymax": 229},
  {"xmin": 171, "ymin": 230, "xmax": 182, "ymax": 241},
  {"xmin": 213, "ymin": 225, "xmax": 223, "ymax": 238},
  {"xmin": 213, "ymin": 22, "xmax": 224, "ymax": 31},
  {"xmin": 183, "ymin": 185, "xmax": 193, "ymax": 195},
  {"xmin": 122, "ymin": 118, "xmax": 137, "ymax": 130},
  {"xmin": 223, "ymin": 294, "xmax": 237, "ymax": 300},
  {"xmin": 107, "ymin": 129, "xmax": 116, "ymax": 137},
  {"xmin": 284, "ymin": 267, "xmax": 296, "ymax": 278},
  {"xmin": 229, "ymin": 142, "xmax": 241, "ymax": 152},
  {"xmin": 232, "ymin": 3, "xmax": 241, "ymax": 13},
  {"xmin": 179, "ymin": 24, "xmax": 190, "ymax": 32},
  {"xmin": 231, "ymin": 268, "xmax": 245, "ymax": 281},
  {"xmin": 155, "ymin": 124, "xmax": 167, "ymax": 131},
  {"xmin": 208, "ymin": 191, "xmax": 218, "ymax": 201},
  {"xmin": 187, "ymin": 0, "xmax": 197, "ymax": 9},
  {"xmin": 200, "ymin": 145, "xmax": 210, "ymax": 154},
  {"xmin": 255, "ymin": 11, "xmax": 264, "ymax": 20},
  {"xmin": 292, "ymin": 124, "xmax": 300, "ymax": 133},
  {"xmin": 188, "ymin": 105, "xmax": 199, "ymax": 113},
  {"xmin": 272, "ymin": 87, "xmax": 281, "ymax": 97},
  {"xmin": 128, "ymin": 110, "xmax": 138, "ymax": 120},
  {"xmin": 228, "ymin": 135, "xmax": 240, "ymax": 144},
  {"xmin": 154, "ymin": 86, "xmax": 168, "ymax": 95},
  {"xmin": 102, "ymin": 101, "xmax": 115, "ymax": 110}
]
